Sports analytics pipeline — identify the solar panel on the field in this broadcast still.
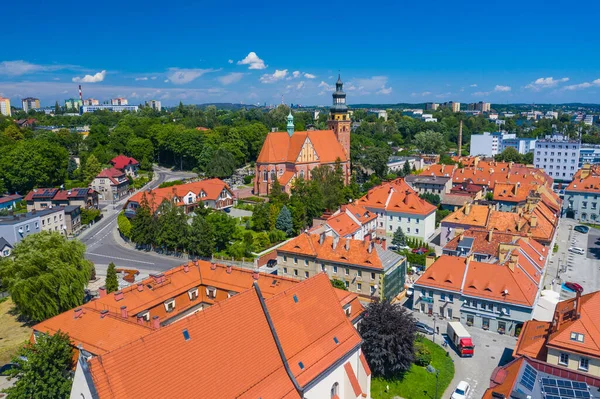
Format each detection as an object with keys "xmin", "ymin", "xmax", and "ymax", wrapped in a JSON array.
[
  {"xmin": 542, "ymin": 377, "xmax": 592, "ymax": 399},
  {"xmin": 520, "ymin": 364, "xmax": 538, "ymax": 391}
]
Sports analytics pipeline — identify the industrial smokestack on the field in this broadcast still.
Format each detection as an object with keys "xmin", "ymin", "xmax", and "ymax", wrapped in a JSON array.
[
  {"xmin": 458, "ymin": 120, "xmax": 463, "ymax": 156},
  {"xmin": 78, "ymin": 85, "xmax": 83, "ymax": 102}
]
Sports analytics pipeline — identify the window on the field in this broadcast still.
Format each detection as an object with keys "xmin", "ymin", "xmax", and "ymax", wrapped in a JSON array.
[
  {"xmin": 559, "ymin": 353, "xmax": 569, "ymax": 365},
  {"xmin": 294, "ymin": 269, "xmax": 298, "ymax": 276},
  {"xmin": 304, "ymin": 271, "xmax": 309, "ymax": 278},
  {"xmin": 357, "ymin": 283, "xmax": 362, "ymax": 291},
  {"xmin": 428, "ymin": 290, "xmax": 433, "ymax": 298},
  {"xmin": 188, "ymin": 288, "xmax": 198, "ymax": 300},
  {"xmin": 283, "ymin": 267, "xmax": 288, "ymax": 274},
  {"xmin": 389, "ymin": 225, "xmax": 393, "ymax": 231},
  {"xmin": 371, "ymin": 285, "xmax": 376, "ymax": 295},
  {"xmin": 321, "ymin": 263, "xmax": 326, "ymax": 272},
  {"xmin": 164, "ymin": 299, "xmax": 175, "ymax": 313},
  {"xmin": 304, "ymin": 259, "xmax": 308, "ymax": 266},
  {"xmin": 333, "ymin": 266, "xmax": 338, "ymax": 273},
  {"xmin": 416, "ymin": 228, "xmax": 419, "ymax": 234},
  {"xmin": 448, "ymin": 294, "xmax": 454, "ymax": 303},
  {"xmin": 579, "ymin": 358, "xmax": 589, "ymax": 371},
  {"xmin": 345, "ymin": 281, "xmax": 349, "ymax": 288},
  {"xmin": 371, "ymin": 272, "xmax": 376, "ymax": 280},
  {"xmin": 407, "ymin": 227, "xmax": 411, "ymax": 233},
  {"xmin": 206, "ymin": 287, "xmax": 216, "ymax": 299},
  {"xmin": 570, "ymin": 332, "xmax": 585, "ymax": 342},
  {"xmin": 330, "ymin": 382, "xmax": 339, "ymax": 398},
  {"xmin": 357, "ymin": 270, "xmax": 362, "ymax": 277},
  {"xmin": 345, "ymin": 268, "xmax": 349, "ymax": 275},
  {"xmin": 293, "ymin": 257, "xmax": 297, "ymax": 264},
  {"xmin": 35, "ymin": 222, "xmax": 39, "ymax": 229},
  {"xmin": 440, "ymin": 292, "xmax": 446, "ymax": 301},
  {"xmin": 467, "ymin": 314, "xmax": 474, "ymax": 325},
  {"xmin": 283, "ymin": 255, "xmax": 287, "ymax": 262}
]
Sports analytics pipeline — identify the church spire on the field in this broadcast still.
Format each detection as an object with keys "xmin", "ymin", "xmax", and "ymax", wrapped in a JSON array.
[{"xmin": 286, "ymin": 111, "xmax": 294, "ymax": 137}]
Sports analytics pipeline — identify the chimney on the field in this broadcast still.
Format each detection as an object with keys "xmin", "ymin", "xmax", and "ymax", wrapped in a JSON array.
[
  {"xmin": 508, "ymin": 254, "xmax": 518, "ymax": 272},
  {"xmin": 464, "ymin": 202, "xmax": 471, "ymax": 216},
  {"xmin": 98, "ymin": 286, "xmax": 107, "ymax": 298},
  {"xmin": 381, "ymin": 238, "xmax": 386, "ymax": 250},
  {"xmin": 136, "ymin": 314, "xmax": 145, "ymax": 325},
  {"xmin": 488, "ymin": 229, "xmax": 493, "ymax": 242},
  {"xmin": 210, "ymin": 263, "xmax": 217, "ymax": 271},
  {"xmin": 151, "ymin": 273, "xmax": 165, "ymax": 284},
  {"xmin": 345, "ymin": 239, "xmax": 350, "ymax": 251},
  {"xmin": 226, "ymin": 265, "xmax": 233, "ymax": 274},
  {"xmin": 183, "ymin": 263, "xmax": 189, "ymax": 273},
  {"xmin": 100, "ymin": 310, "xmax": 109, "ymax": 319},
  {"xmin": 137, "ymin": 283, "xmax": 144, "ymax": 292},
  {"xmin": 530, "ymin": 215, "xmax": 537, "ymax": 228},
  {"xmin": 114, "ymin": 291, "xmax": 124, "ymax": 301},
  {"xmin": 332, "ymin": 235, "xmax": 339, "ymax": 250},
  {"xmin": 514, "ymin": 183, "xmax": 518, "ymax": 196},
  {"xmin": 73, "ymin": 308, "xmax": 83, "ymax": 319},
  {"xmin": 575, "ymin": 290, "xmax": 582, "ymax": 320},
  {"xmin": 120, "ymin": 306, "xmax": 128, "ymax": 319},
  {"xmin": 458, "ymin": 120, "xmax": 463, "ymax": 156},
  {"xmin": 368, "ymin": 241, "xmax": 374, "ymax": 254},
  {"xmin": 152, "ymin": 316, "xmax": 160, "ymax": 329},
  {"xmin": 252, "ymin": 269, "xmax": 260, "ymax": 280}
]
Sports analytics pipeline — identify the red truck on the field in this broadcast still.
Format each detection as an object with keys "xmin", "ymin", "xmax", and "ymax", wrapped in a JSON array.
[{"xmin": 446, "ymin": 322, "xmax": 475, "ymax": 357}]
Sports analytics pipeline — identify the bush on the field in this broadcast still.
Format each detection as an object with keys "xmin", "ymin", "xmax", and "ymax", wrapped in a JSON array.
[
  {"xmin": 81, "ymin": 208, "xmax": 101, "ymax": 225},
  {"xmin": 117, "ymin": 212, "xmax": 132, "ymax": 238},
  {"xmin": 414, "ymin": 339, "xmax": 432, "ymax": 366},
  {"xmin": 243, "ymin": 175, "xmax": 253, "ymax": 184},
  {"xmin": 158, "ymin": 180, "xmax": 183, "ymax": 189},
  {"xmin": 268, "ymin": 229, "xmax": 287, "ymax": 244}
]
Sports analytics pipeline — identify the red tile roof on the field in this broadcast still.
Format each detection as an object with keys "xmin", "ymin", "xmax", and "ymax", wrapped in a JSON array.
[
  {"xmin": 415, "ymin": 255, "xmax": 467, "ymax": 292},
  {"xmin": 257, "ymin": 130, "xmax": 348, "ymax": 164},
  {"xmin": 110, "ymin": 155, "xmax": 139, "ymax": 170},
  {"xmin": 356, "ymin": 178, "xmax": 436, "ymax": 216},
  {"xmin": 444, "ymin": 229, "xmax": 520, "ymax": 258},
  {"xmin": 25, "ymin": 188, "xmax": 94, "ymax": 202},
  {"xmin": 0, "ymin": 194, "xmax": 23, "ymax": 205},
  {"xmin": 126, "ymin": 179, "xmax": 233, "ymax": 212},
  {"xmin": 325, "ymin": 203, "xmax": 376, "ymax": 238},
  {"xmin": 96, "ymin": 168, "xmax": 126, "ymax": 185},
  {"xmin": 85, "ymin": 273, "xmax": 363, "ymax": 398}
]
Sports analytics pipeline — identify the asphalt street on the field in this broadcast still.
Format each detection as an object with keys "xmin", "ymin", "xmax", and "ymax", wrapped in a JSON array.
[{"xmin": 79, "ymin": 166, "xmax": 196, "ymax": 274}]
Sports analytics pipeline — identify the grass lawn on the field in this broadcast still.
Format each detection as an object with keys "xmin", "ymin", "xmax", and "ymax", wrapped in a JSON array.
[
  {"xmin": 0, "ymin": 298, "xmax": 32, "ymax": 364},
  {"xmin": 371, "ymin": 338, "xmax": 455, "ymax": 399}
]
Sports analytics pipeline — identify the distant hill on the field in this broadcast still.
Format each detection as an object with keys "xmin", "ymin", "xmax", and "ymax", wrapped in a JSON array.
[{"xmin": 194, "ymin": 103, "xmax": 259, "ymax": 110}]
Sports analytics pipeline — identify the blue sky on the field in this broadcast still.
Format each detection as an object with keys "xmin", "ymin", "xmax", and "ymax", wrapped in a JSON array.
[{"xmin": 1, "ymin": 0, "xmax": 599, "ymax": 107}]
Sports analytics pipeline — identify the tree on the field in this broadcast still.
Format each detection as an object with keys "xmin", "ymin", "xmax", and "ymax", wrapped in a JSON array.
[
  {"xmin": 251, "ymin": 202, "xmax": 271, "ymax": 232},
  {"xmin": 188, "ymin": 215, "xmax": 216, "ymax": 257},
  {"xmin": 67, "ymin": 158, "xmax": 78, "ymax": 179},
  {"xmin": 130, "ymin": 194, "xmax": 156, "ymax": 247},
  {"xmin": 0, "ymin": 232, "xmax": 92, "ymax": 322},
  {"xmin": 206, "ymin": 148, "xmax": 236, "ymax": 178},
  {"xmin": 106, "ymin": 262, "xmax": 119, "ymax": 294},
  {"xmin": 403, "ymin": 160, "xmax": 411, "ymax": 176},
  {"xmin": 81, "ymin": 208, "xmax": 100, "ymax": 225},
  {"xmin": 358, "ymin": 301, "xmax": 417, "ymax": 378},
  {"xmin": 413, "ymin": 130, "xmax": 447, "ymax": 154},
  {"xmin": 54, "ymin": 101, "xmax": 61, "ymax": 115},
  {"xmin": 392, "ymin": 226, "xmax": 407, "ymax": 247},
  {"xmin": 275, "ymin": 205, "xmax": 294, "ymax": 237},
  {"xmin": 495, "ymin": 147, "xmax": 521, "ymax": 162},
  {"xmin": 155, "ymin": 200, "xmax": 189, "ymax": 252},
  {"xmin": 3, "ymin": 331, "xmax": 74, "ymax": 398},
  {"xmin": 268, "ymin": 179, "xmax": 289, "ymax": 206},
  {"xmin": 419, "ymin": 193, "xmax": 441, "ymax": 206},
  {"xmin": 84, "ymin": 154, "xmax": 102, "ymax": 182},
  {"xmin": 206, "ymin": 211, "xmax": 236, "ymax": 251},
  {"xmin": 331, "ymin": 279, "xmax": 347, "ymax": 291}
]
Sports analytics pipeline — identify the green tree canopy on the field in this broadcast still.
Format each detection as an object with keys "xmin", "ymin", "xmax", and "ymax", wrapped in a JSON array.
[
  {"xmin": 206, "ymin": 212, "xmax": 236, "ymax": 251},
  {"xmin": 0, "ymin": 232, "xmax": 93, "ymax": 322},
  {"xmin": 3, "ymin": 331, "xmax": 74, "ymax": 398},
  {"xmin": 358, "ymin": 301, "xmax": 417, "ymax": 378},
  {"xmin": 392, "ymin": 226, "xmax": 407, "ymax": 247},
  {"xmin": 188, "ymin": 215, "xmax": 216, "ymax": 257},
  {"xmin": 105, "ymin": 262, "xmax": 119, "ymax": 293},
  {"xmin": 130, "ymin": 194, "xmax": 156, "ymax": 247},
  {"xmin": 206, "ymin": 148, "xmax": 236, "ymax": 178},
  {"xmin": 413, "ymin": 130, "xmax": 447, "ymax": 154},
  {"xmin": 275, "ymin": 205, "xmax": 294, "ymax": 237},
  {"xmin": 331, "ymin": 279, "xmax": 347, "ymax": 291},
  {"xmin": 83, "ymin": 154, "xmax": 102, "ymax": 182}
]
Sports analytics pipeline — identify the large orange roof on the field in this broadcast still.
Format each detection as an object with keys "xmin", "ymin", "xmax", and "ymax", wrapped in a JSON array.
[
  {"xmin": 126, "ymin": 178, "xmax": 233, "ymax": 211},
  {"xmin": 443, "ymin": 229, "xmax": 522, "ymax": 258},
  {"xmin": 566, "ymin": 175, "xmax": 600, "ymax": 194},
  {"xmin": 278, "ymin": 232, "xmax": 399, "ymax": 270},
  {"xmin": 356, "ymin": 178, "xmax": 436, "ymax": 216},
  {"xmin": 257, "ymin": 130, "xmax": 348, "ymax": 164},
  {"xmin": 482, "ymin": 357, "xmax": 525, "ymax": 399},
  {"xmin": 86, "ymin": 273, "xmax": 363, "ymax": 398},
  {"xmin": 441, "ymin": 204, "xmax": 491, "ymax": 227},
  {"xmin": 513, "ymin": 320, "xmax": 550, "ymax": 359},
  {"xmin": 414, "ymin": 255, "xmax": 467, "ymax": 292}
]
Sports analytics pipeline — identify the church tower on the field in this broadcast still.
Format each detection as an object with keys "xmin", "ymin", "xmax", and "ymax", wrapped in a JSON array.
[{"xmin": 327, "ymin": 75, "xmax": 351, "ymax": 158}]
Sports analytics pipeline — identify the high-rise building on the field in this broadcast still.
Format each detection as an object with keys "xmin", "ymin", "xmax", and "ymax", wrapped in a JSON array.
[
  {"xmin": 146, "ymin": 99, "xmax": 161, "ymax": 111},
  {"xmin": 425, "ymin": 102, "xmax": 439, "ymax": 111},
  {"xmin": 534, "ymin": 134, "xmax": 581, "ymax": 182},
  {"xmin": 64, "ymin": 98, "xmax": 83, "ymax": 111},
  {"xmin": 111, "ymin": 98, "xmax": 128, "ymax": 105},
  {"xmin": 83, "ymin": 98, "xmax": 99, "ymax": 106},
  {"xmin": 468, "ymin": 101, "xmax": 491, "ymax": 112},
  {"xmin": 21, "ymin": 97, "xmax": 40, "ymax": 112},
  {"xmin": 442, "ymin": 101, "xmax": 460, "ymax": 112},
  {"xmin": 0, "ymin": 97, "xmax": 10, "ymax": 116}
]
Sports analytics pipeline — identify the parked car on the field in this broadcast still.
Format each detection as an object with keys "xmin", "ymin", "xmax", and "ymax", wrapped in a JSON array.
[
  {"xmin": 266, "ymin": 259, "xmax": 277, "ymax": 268},
  {"xmin": 451, "ymin": 381, "xmax": 471, "ymax": 399},
  {"xmin": 568, "ymin": 247, "xmax": 586, "ymax": 255},
  {"xmin": 415, "ymin": 321, "xmax": 435, "ymax": 335},
  {"xmin": 0, "ymin": 363, "xmax": 19, "ymax": 376},
  {"xmin": 412, "ymin": 247, "xmax": 428, "ymax": 255},
  {"xmin": 574, "ymin": 225, "xmax": 590, "ymax": 234},
  {"xmin": 565, "ymin": 282, "xmax": 584, "ymax": 293}
]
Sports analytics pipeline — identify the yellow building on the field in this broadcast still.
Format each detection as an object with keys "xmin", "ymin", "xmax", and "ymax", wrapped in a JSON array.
[{"xmin": 0, "ymin": 97, "xmax": 11, "ymax": 116}]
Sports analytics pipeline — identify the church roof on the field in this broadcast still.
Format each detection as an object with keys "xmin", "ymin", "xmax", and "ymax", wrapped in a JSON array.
[{"xmin": 257, "ymin": 130, "xmax": 348, "ymax": 164}]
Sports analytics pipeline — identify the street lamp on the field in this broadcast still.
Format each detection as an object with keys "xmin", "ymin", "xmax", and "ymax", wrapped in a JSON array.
[{"xmin": 427, "ymin": 365, "xmax": 440, "ymax": 399}]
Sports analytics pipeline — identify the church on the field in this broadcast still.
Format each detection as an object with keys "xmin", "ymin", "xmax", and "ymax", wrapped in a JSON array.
[{"xmin": 254, "ymin": 76, "xmax": 352, "ymax": 195}]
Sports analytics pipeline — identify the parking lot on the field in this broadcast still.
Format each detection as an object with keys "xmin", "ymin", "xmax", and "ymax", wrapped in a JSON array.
[{"xmin": 411, "ymin": 310, "xmax": 517, "ymax": 399}]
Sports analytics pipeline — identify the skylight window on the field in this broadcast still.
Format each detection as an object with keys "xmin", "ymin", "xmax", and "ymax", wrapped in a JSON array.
[
  {"xmin": 333, "ymin": 337, "xmax": 339, "ymax": 344},
  {"xmin": 298, "ymin": 362, "xmax": 304, "ymax": 370},
  {"xmin": 570, "ymin": 332, "xmax": 584, "ymax": 342},
  {"xmin": 293, "ymin": 294, "xmax": 299, "ymax": 303},
  {"xmin": 183, "ymin": 329, "xmax": 190, "ymax": 341}
]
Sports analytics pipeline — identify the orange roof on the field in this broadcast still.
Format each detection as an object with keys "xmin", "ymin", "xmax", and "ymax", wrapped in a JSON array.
[
  {"xmin": 344, "ymin": 362, "xmax": 363, "ymax": 396},
  {"xmin": 419, "ymin": 164, "xmax": 456, "ymax": 177},
  {"xmin": 278, "ymin": 170, "xmax": 295, "ymax": 186},
  {"xmin": 278, "ymin": 233, "xmax": 401, "ymax": 270},
  {"xmin": 441, "ymin": 204, "xmax": 490, "ymax": 227},
  {"xmin": 482, "ymin": 357, "xmax": 524, "ymax": 399},
  {"xmin": 443, "ymin": 229, "xmax": 522, "ymax": 258},
  {"xmin": 415, "ymin": 255, "xmax": 467, "ymax": 292},
  {"xmin": 513, "ymin": 320, "xmax": 550, "ymax": 359},
  {"xmin": 126, "ymin": 178, "xmax": 233, "ymax": 211},
  {"xmin": 356, "ymin": 178, "xmax": 436, "ymax": 216},
  {"xmin": 566, "ymin": 175, "xmax": 600, "ymax": 194},
  {"xmin": 257, "ymin": 130, "xmax": 348, "ymax": 164},
  {"xmin": 86, "ymin": 273, "xmax": 363, "ymax": 398}
]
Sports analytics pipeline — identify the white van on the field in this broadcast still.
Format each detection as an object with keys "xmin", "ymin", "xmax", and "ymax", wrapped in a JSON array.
[{"xmin": 568, "ymin": 247, "xmax": 585, "ymax": 255}]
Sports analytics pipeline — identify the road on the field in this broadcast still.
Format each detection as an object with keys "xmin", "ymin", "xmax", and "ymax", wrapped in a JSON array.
[{"xmin": 79, "ymin": 166, "xmax": 197, "ymax": 275}]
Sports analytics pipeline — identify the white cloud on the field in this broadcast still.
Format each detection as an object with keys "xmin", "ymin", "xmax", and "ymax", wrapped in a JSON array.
[
  {"xmin": 563, "ymin": 79, "xmax": 600, "ymax": 91},
  {"xmin": 72, "ymin": 70, "xmax": 106, "ymax": 83},
  {"xmin": 525, "ymin": 77, "xmax": 569, "ymax": 91},
  {"xmin": 318, "ymin": 81, "xmax": 334, "ymax": 91},
  {"xmin": 237, "ymin": 52, "xmax": 267, "ymax": 70},
  {"xmin": 352, "ymin": 76, "xmax": 392, "ymax": 95},
  {"xmin": 472, "ymin": 91, "xmax": 491, "ymax": 96},
  {"xmin": 135, "ymin": 77, "xmax": 148, "ymax": 81},
  {"xmin": 260, "ymin": 69, "xmax": 288, "ymax": 83},
  {"xmin": 435, "ymin": 92, "xmax": 451, "ymax": 98},
  {"xmin": 0, "ymin": 60, "xmax": 76, "ymax": 76},
  {"xmin": 304, "ymin": 73, "xmax": 316, "ymax": 79},
  {"xmin": 218, "ymin": 72, "xmax": 245, "ymax": 85},
  {"xmin": 228, "ymin": 59, "xmax": 233, "ymax": 64},
  {"xmin": 164, "ymin": 79, "xmax": 169, "ymax": 83},
  {"xmin": 421, "ymin": 91, "xmax": 432, "ymax": 96},
  {"xmin": 292, "ymin": 71, "xmax": 301, "ymax": 78},
  {"xmin": 151, "ymin": 76, "xmax": 157, "ymax": 80},
  {"xmin": 470, "ymin": 84, "xmax": 478, "ymax": 87},
  {"xmin": 296, "ymin": 81, "xmax": 305, "ymax": 90},
  {"xmin": 166, "ymin": 68, "xmax": 220, "ymax": 84},
  {"xmin": 53, "ymin": 77, "xmax": 60, "ymax": 81},
  {"xmin": 377, "ymin": 86, "xmax": 392, "ymax": 95},
  {"xmin": 494, "ymin": 85, "xmax": 511, "ymax": 92}
]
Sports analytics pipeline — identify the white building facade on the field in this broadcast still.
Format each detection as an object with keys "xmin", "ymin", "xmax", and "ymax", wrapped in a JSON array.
[{"xmin": 534, "ymin": 135, "xmax": 581, "ymax": 181}]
